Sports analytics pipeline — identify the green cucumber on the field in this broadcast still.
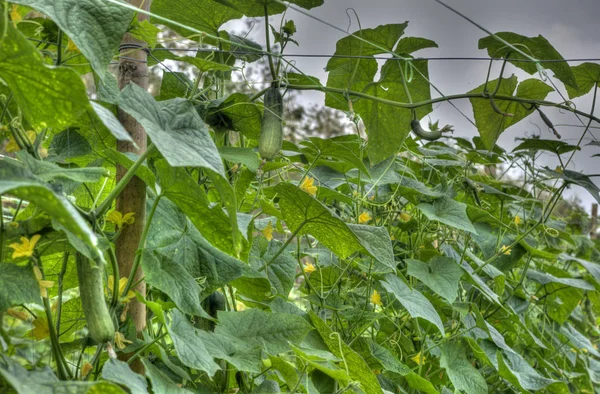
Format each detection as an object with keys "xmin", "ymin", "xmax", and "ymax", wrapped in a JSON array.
[
  {"xmin": 410, "ymin": 119, "xmax": 453, "ymax": 141},
  {"xmin": 259, "ymin": 84, "xmax": 283, "ymax": 160},
  {"xmin": 75, "ymin": 252, "xmax": 115, "ymax": 343}
]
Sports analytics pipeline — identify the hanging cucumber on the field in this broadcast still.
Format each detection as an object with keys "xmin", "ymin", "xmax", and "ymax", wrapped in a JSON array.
[
  {"xmin": 259, "ymin": 83, "xmax": 283, "ymax": 160},
  {"xmin": 410, "ymin": 119, "xmax": 454, "ymax": 141},
  {"xmin": 75, "ymin": 252, "xmax": 115, "ymax": 344}
]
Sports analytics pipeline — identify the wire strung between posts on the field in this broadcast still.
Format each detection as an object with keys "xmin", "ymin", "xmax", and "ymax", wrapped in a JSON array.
[
  {"xmin": 24, "ymin": 37, "xmax": 600, "ymax": 63},
  {"xmin": 147, "ymin": 47, "xmax": 600, "ymax": 63}
]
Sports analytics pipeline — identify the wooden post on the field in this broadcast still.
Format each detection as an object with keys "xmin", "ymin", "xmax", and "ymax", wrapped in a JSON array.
[{"xmin": 116, "ymin": 0, "xmax": 150, "ymax": 373}]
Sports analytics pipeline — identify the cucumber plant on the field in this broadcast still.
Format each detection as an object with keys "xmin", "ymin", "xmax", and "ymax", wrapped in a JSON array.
[{"xmin": 1, "ymin": 0, "xmax": 600, "ymax": 393}]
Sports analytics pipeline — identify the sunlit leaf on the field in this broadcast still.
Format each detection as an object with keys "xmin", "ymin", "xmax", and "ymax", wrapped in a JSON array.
[
  {"xmin": 0, "ymin": 18, "xmax": 90, "ymax": 130},
  {"xmin": 11, "ymin": 0, "xmax": 133, "ymax": 78}
]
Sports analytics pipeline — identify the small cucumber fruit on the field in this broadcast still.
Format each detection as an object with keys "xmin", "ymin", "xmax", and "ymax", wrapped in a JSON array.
[
  {"xmin": 75, "ymin": 252, "xmax": 115, "ymax": 344},
  {"xmin": 259, "ymin": 84, "xmax": 283, "ymax": 160}
]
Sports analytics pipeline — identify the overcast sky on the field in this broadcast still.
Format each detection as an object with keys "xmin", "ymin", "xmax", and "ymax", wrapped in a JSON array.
[{"xmin": 229, "ymin": 0, "xmax": 600, "ymax": 210}]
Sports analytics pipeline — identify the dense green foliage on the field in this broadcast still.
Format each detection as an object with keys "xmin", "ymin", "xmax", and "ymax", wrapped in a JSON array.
[{"xmin": 1, "ymin": 0, "xmax": 600, "ymax": 393}]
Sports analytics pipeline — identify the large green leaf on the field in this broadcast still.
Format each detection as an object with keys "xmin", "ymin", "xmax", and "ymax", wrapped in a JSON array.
[
  {"xmin": 497, "ymin": 350, "xmax": 561, "ymax": 392},
  {"xmin": 142, "ymin": 249, "xmax": 207, "ymax": 317},
  {"xmin": 0, "ymin": 264, "xmax": 40, "ymax": 312},
  {"xmin": 308, "ymin": 311, "xmax": 383, "ymax": 394},
  {"xmin": 91, "ymin": 102, "xmax": 134, "ymax": 143},
  {"xmin": 394, "ymin": 36, "xmax": 438, "ymax": 54},
  {"xmin": 168, "ymin": 310, "xmax": 221, "ymax": 376},
  {"xmin": 47, "ymin": 128, "xmax": 92, "ymax": 162},
  {"xmin": 560, "ymin": 323, "xmax": 600, "ymax": 357},
  {"xmin": 380, "ymin": 273, "xmax": 445, "ymax": 335},
  {"xmin": 215, "ymin": 309, "xmax": 312, "ymax": 354},
  {"xmin": 158, "ymin": 71, "xmax": 192, "ymax": 101},
  {"xmin": 291, "ymin": 345, "xmax": 351, "ymax": 385},
  {"xmin": 141, "ymin": 359, "xmax": 194, "ymax": 394},
  {"xmin": 559, "ymin": 254, "xmax": 600, "ymax": 285},
  {"xmin": 441, "ymin": 244, "xmax": 501, "ymax": 306},
  {"xmin": 119, "ymin": 84, "xmax": 224, "ymax": 175},
  {"xmin": 543, "ymin": 167, "xmax": 600, "ymax": 204},
  {"xmin": 151, "ymin": 0, "xmax": 242, "ymax": 36},
  {"xmin": 11, "ymin": 0, "xmax": 133, "ymax": 78},
  {"xmin": 155, "ymin": 161, "xmax": 236, "ymax": 255},
  {"xmin": 417, "ymin": 197, "xmax": 477, "ymax": 234},
  {"xmin": 120, "ymin": 87, "xmax": 241, "ymax": 253},
  {"xmin": 205, "ymin": 94, "xmax": 263, "ymax": 139},
  {"xmin": 275, "ymin": 181, "xmax": 359, "ymax": 258},
  {"xmin": 347, "ymin": 224, "xmax": 395, "ymax": 271},
  {"xmin": 326, "ymin": 24, "xmax": 408, "ymax": 109},
  {"xmin": 16, "ymin": 152, "xmax": 107, "ymax": 184},
  {"xmin": 440, "ymin": 342, "xmax": 487, "ymax": 394},
  {"xmin": 358, "ymin": 58, "xmax": 432, "ymax": 164},
  {"xmin": 300, "ymin": 137, "xmax": 370, "ymax": 175},
  {"xmin": 324, "ymin": 23, "xmax": 435, "ymax": 163},
  {"xmin": 0, "ymin": 355, "xmax": 125, "ymax": 394},
  {"xmin": 145, "ymin": 196, "xmax": 267, "ymax": 298},
  {"xmin": 212, "ymin": 0, "xmax": 324, "ymax": 17},
  {"xmin": 196, "ymin": 330, "xmax": 262, "ymax": 373},
  {"xmin": 0, "ymin": 16, "xmax": 90, "ymax": 130},
  {"xmin": 249, "ymin": 238, "xmax": 297, "ymax": 298},
  {"xmin": 102, "ymin": 359, "xmax": 149, "ymax": 394},
  {"xmin": 512, "ymin": 138, "xmax": 580, "ymax": 155},
  {"xmin": 479, "ymin": 32, "xmax": 577, "ymax": 89},
  {"xmin": 274, "ymin": 183, "xmax": 394, "ymax": 268},
  {"xmin": 219, "ymin": 147, "xmax": 260, "ymax": 173},
  {"xmin": 406, "ymin": 256, "xmax": 464, "ymax": 303},
  {"xmin": 0, "ymin": 166, "xmax": 102, "ymax": 262},
  {"xmin": 566, "ymin": 62, "xmax": 600, "ymax": 99},
  {"xmin": 526, "ymin": 269, "xmax": 595, "ymax": 290},
  {"xmin": 468, "ymin": 76, "xmax": 554, "ymax": 150}
]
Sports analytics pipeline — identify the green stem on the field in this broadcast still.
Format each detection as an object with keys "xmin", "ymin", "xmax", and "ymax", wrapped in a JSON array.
[
  {"xmin": 260, "ymin": 223, "xmax": 306, "ymax": 272},
  {"xmin": 95, "ymin": 143, "xmax": 156, "ymax": 217},
  {"xmin": 83, "ymin": 343, "xmax": 105, "ymax": 381},
  {"xmin": 127, "ymin": 332, "xmax": 167, "ymax": 365},
  {"xmin": 298, "ymin": 153, "xmax": 321, "ymax": 186},
  {"xmin": 0, "ymin": 92, "xmax": 13, "ymax": 125},
  {"xmin": 121, "ymin": 194, "xmax": 162, "ymax": 298},
  {"xmin": 54, "ymin": 252, "xmax": 70, "ymax": 335},
  {"xmin": 249, "ymin": 86, "xmax": 270, "ymax": 102},
  {"xmin": 263, "ymin": 5, "xmax": 277, "ymax": 79},
  {"xmin": 108, "ymin": 245, "xmax": 120, "ymax": 309},
  {"xmin": 37, "ymin": 258, "xmax": 72, "ymax": 379},
  {"xmin": 55, "ymin": 29, "xmax": 62, "ymax": 66},
  {"xmin": 188, "ymin": 69, "xmax": 203, "ymax": 99}
]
